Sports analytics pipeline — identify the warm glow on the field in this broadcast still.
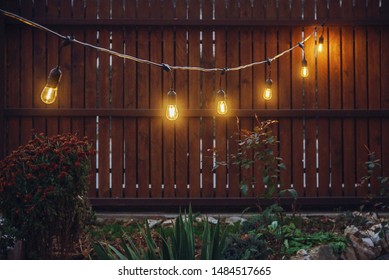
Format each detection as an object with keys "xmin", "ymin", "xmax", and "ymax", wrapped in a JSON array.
[
  {"xmin": 40, "ymin": 86, "xmax": 58, "ymax": 104},
  {"xmin": 217, "ymin": 100, "xmax": 228, "ymax": 115},
  {"xmin": 263, "ymin": 88, "xmax": 272, "ymax": 101},
  {"xmin": 166, "ymin": 104, "xmax": 178, "ymax": 120},
  {"xmin": 301, "ymin": 58, "xmax": 309, "ymax": 78},
  {"xmin": 318, "ymin": 35, "xmax": 324, "ymax": 53}
]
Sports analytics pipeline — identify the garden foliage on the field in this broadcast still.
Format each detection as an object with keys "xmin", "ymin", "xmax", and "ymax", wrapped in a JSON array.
[{"xmin": 0, "ymin": 133, "xmax": 95, "ymax": 259}]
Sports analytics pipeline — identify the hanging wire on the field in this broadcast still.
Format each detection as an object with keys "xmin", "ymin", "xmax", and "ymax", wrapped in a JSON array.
[{"xmin": 0, "ymin": 8, "xmax": 322, "ymax": 73}]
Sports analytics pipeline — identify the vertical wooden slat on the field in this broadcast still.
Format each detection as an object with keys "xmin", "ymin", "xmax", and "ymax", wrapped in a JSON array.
[
  {"xmin": 381, "ymin": 28, "xmax": 389, "ymax": 189},
  {"xmin": 0, "ymin": 2, "xmax": 6, "ymax": 158},
  {"xmin": 278, "ymin": 0, "xmax": 292, "ymax": 191},
  {"xmin": 123, "ymin": 0, "xmax": 137, "ymax": 198},
  {"xmin": 341, "ymin": 25, "xmax": 356, "ymax": 196},
  {"xmin": 188, "ymin": 0, "xmax": 201, "ymax": 198},
  {"xmin": 239, "ymin": 0, "xmax": 254, "ymax": 196},
  {"xmin": 162, "ymin": 0, "xmax": 175, "ymax": 197},
  {"xmin": 252, "ymin": 0, "xmax": 266, "ymax": 195},
  {"xmin": 226, "ymin": 0, "xmax": 240, "ymax": 197},
  {"xmin": 137, "ymin": 0, "xmax": 151, "ymax": 198},
  {"xmin": 97, "ymin": 0, "xmax": 111, "ymax": 197},
  {"xmin": 46, "ymin": 0, "xmax": 59, "ymax": 137},
  {"xmin": 367, "ymin": 0, "xmax": 382, "ymax": 195},
  {"xmin": 328, "ymin": 26, "xmax": 343, "ymax": 196},
  {"xmin": 175, "ymin": 1, "xmax": 189, "ymax": 198},
  {"xmin": 85, "ymin": 0, "xmax": 97, "ymax": 197},
  {"xmin": 354, "ymin": 0, "xmax": 368, "ymax": 196},
  {"xmin": 304, "ymin": 23, "xmax": 317, "ymax": 197},
  {"xmin": 291, "ymin": 27, "xmax": 305, "ymax": 197},
  {"xmin": 5, "ymin": 1, "xmax": 20, "ymax": 154},
  {"xmin": 215, "ymin": 0, "xmax": 227, "ymax": 197},
  {"xmin": 201, "ymin": 0, "xmax": 214, "ymax": 197},
  {"xmin": 59, "ymin": 0, "xmax": 71, "ymax": 133},
  {"xmin": 32, "ymin": 1, "xmax": 46, "ymax": 135},
  {"xmin": 111, "ymin": 1, "xmax": 124, "ymax": 198},
  {"xmin": 71, "ymin": 0, "xmax": 85, "ymax": 136},
  {"xmin": 149, "ymin": 0, "xmax": 163, "ymax": 198},
  {"xmin": 317, "ymin": 25, "xmax": 330, "ymax": 197}
]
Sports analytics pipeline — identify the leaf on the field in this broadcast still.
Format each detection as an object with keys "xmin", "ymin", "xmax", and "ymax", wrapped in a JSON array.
[
  {"xmin": 240, "ymin": 183, "xmax": 249, "ymax": 196},
  {"xmin": 278, "ymin": 163, "xmax": 286, "ymax": 170}
]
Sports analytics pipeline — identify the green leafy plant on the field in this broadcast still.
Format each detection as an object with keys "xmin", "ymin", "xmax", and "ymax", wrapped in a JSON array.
[
  {"xmin": 223, "ymin": 234, "xmax": 270, "ymax": 260},
  {"xmin": 0, "ymin": 133, "xmax": 95, "ymax": 259}
]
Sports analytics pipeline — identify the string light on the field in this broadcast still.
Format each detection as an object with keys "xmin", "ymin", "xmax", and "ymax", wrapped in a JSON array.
[
  {"xmin": 41, "ymin": 66, "xmax": 62, "ymax": 104},
  {"xmin": 162, "ymin": 64, "xmax": 179, "ymax": 121},
  {"xmin": 263, "ymin": 59, "xmax": 273, "ymax": 101},
  {"xmin": 216, "ymin": 69, "xmax": 228, "ymax": 115},
  {"xmin": 0, "ymin": 9, "xmax": 325, "ymax": 117}
]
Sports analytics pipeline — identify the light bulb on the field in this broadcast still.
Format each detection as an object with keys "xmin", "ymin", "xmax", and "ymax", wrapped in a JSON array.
[
  {"xmin": 216, "ymin": 89, "xmax": 228, "ymax": 115},
  {"xmin": 301, "ymin": 57, "xmax": 309, "ymax": 78},
  {"xmin": 318, "ymin": 35, "xmax": 324, "ymax": 53},
  {"xmin": 40, "ymin": 66, "xmax": 62, "ymax": 104},
  {"xmin": 263, "ymin": 79, "xmax": 273, "ymax": 101},
  {"xmin": 166, "ymin": 90, "xmax": 178, "ymax": 120}
]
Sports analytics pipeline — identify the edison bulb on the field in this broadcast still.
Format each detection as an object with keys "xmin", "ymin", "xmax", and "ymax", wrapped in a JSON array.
[
  {"xmin": 166, "ymin": 104, "xmax": 178, "ymax": 120},
  {"xmin": 41, "ymin": 86, "xmax": 58, "ymax": 104},
  {"xmin": 301, "ymin": 58, "xmax": 309, "ymax": 78},
  {"xmin": 40, "ymin": 66, "xmax": 62, "ymax": 104},
  {"xmin": 217, "ymin": 100, "xmax": 228, "ymax": 115},
  {"xmin": 263, "ymin": 79, "xmax": 273, "ymax": 101}
]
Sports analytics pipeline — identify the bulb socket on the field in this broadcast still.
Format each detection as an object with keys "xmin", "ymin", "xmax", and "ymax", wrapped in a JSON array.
[
  {"xmin": 167, "ymin": 89, "xmax": 177, "ymax": 104},
  {"xmin": 46, "ymin": 66, "xmax": 62, "ymax": 88}
]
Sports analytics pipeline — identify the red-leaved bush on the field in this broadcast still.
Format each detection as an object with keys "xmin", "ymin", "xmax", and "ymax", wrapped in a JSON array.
[{"xmin": 0, "ymin": 133, "xmax": 95, "ymax": 259}]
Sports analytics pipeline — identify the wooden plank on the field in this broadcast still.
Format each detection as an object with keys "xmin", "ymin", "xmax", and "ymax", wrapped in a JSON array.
[
  {"xmin": 84, "ymin": 0, "xmax": 97, "ymax": 198},
  {"xmin": 201, "ymin": 0, "xmax": 214, "ymax": 197},
  {"xmin": 278, "ymin": 26, "xmax": 292, "ymax": 191},
  {"xmin": 162, "ymin": 0, "xmax": 175, "ymax": 197},
  {"xmin": 316, "ymin": 0, "xmax": 329, "ymax": 21},
  {"xmin": 215, "ymin": 0, "xmax": 227, "ymax": 197},
  {"xmin": 0, "ymin": 2, "xmax": 7, "ymax": 158},
  {"xmin": 137, "ymin": 29, "xmax": 151, "ymax": 198},
  {"xmin": 291, "ymin": 27, "xmax": 305, "ymax": 197},
  {"xmin": 97, "ymin": 0, "xmax": 111, "ymax": 197},
  {"xmin": 123, "ymin": 0, "xmax": 137, "ymax": 198},
  {"xmin": 328, "ymin": 0, "xmax": 341, "ymax": 20},
  {"xmin": 149, "ymin": 0, "xmax": 163, "ymax": 198},
  {"xmin": 328, "ymin": 7, "xmax": 343, "ymax": 197},
  {"xmin": 46, "ymin": 0, "xmax": 59, "ymax": 137},
  {"xmin": 32, "ymin": 0, "xmax": 46, "ymax": 135},
  {"xmin": 226, "ymin": 0, "xmax": 240, "ymax": 197},
  {"xmin": 341, "ymin": 26, "xmax": 356, "ymax": 196},
  {"xmin": 188, "ymin": 0, "xmax": 201, "ymax": 198},
  {"xmin": 71, "ymin": 0, "xmax": 85, "ymax": 136},
  {"xmin": 111, "ymin": 2, "xmax": 124, "ymax": 198},
  {"xmin": 5, "ymin": 0, "xmax": 20, "ymax": 154},
  {"xmin": 317, "ymin": 25, "xmax": 330, "ymax": 197},
  {"xmin": 381, "ymin": 28, "xmax": 389, "ymax": 191},
  {"xmin": 59, "ymin": 0, "xmax": 71, "ymax": 133},
  {"xmin": 252, "ymin": 1, "xmax": 265, "ymax": 195},
  {"xmin": 239, "ymin": 0, "xmax": 254, "ymax": 197},
  {"xmin": 354, "ymin": 24, "xmax": 369, "ymax": 197},
  {"xmin": 367, "ymin": 2, "xmax": 381, "ymax": 195},
  {"xmin": 304, "ymin": 24, "xmax": 318, "ymax": 197},
  {"xmin": 175, "ymin": 1, "xmax": 189, "ymax": 198}
]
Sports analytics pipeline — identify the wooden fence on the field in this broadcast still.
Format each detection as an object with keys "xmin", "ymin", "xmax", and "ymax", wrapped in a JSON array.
[{"xmin": 1, "ymin": 0, "xmax": 389, "ymax": 211}]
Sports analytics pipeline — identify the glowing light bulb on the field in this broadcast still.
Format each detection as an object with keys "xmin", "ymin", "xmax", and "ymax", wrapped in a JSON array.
[
  {"xmin": 301, "ymin": 57, "xmax": 309, "ymax": 78},
  {"xmin": 166, "ymin": 90, "xmax": 178, "ymax": 120},
  {"xmin": 216, "ymin": 89, "xmax": 228, "ymax": 115},
  {"xmin": 318, "ymin": 35, "xmax": 324, "ymax": 53},
  {"xmin": 263, "ymin": 79, "xmax": 273, "ymax": 101},
  {"xmin": 40, "ymin": 66, "xmax": 62, "ymax": 104}
]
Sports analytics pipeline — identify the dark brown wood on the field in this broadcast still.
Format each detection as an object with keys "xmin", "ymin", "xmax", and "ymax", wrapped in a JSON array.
[
  {"xmin": 0, "ymin": 5, "xmax": 6, "ymax": 158},
  {"xmin": 97, "ymin": 0, "xmax": 110, "ymax": 198},
  {"xmin": 111, "ymin": 1, "xmax": 124, "ymax": 198},
  {"xmin": 342, "ymin": 26, "xmax": 356, "ymax": 196},
  {"xmin": 188, "ymin": 0, "xmax": 201, "ymax": 198},
  {"xmin": 317, "ymin": 26, "xmax": 330, "ymax": 197},
  {"xmin": 291, "ymin": 27, "xmax": 304, "ymax": 197},
  {"xmin": 382, "ymin": 28, "xmax": 389, "ymax": 190},
  {"xmin": 329, "ymin": 26, "xmax": 343, "ymax": 197}
]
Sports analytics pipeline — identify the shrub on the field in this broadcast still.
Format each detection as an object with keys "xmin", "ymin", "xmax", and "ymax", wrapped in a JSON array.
[
  {"xmin": 223, "ymin": 234, "xmax": 270, "ymax": 260},
  {"xmin": 0, "ymin": 133, "xmax": 95, "ymax": 259}
]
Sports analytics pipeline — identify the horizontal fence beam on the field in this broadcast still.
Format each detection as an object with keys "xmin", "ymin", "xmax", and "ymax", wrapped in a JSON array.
[
  {"xmin": 4, "ymin": 108, "xmax": 389, "ymax": 118},
  {"xmin": 5, "ymin": 18, "xmax": 389, "ymax": 27},
  {"xmin": 90, "ymin": 197, "xmax": 389, "ymax": 212}
]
